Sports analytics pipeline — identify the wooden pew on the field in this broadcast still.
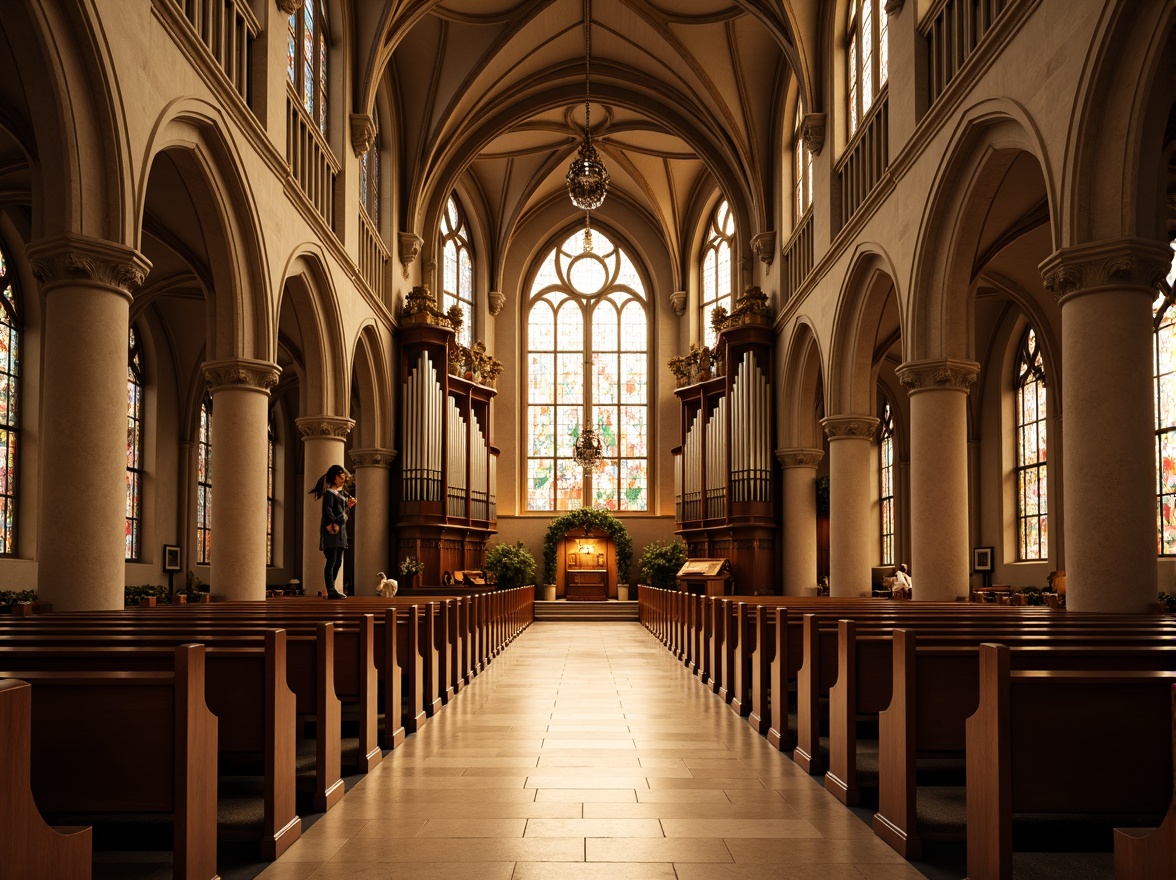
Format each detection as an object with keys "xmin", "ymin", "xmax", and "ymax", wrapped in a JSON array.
[
  {"xmin": 966, "ymin": 644, "xmax": 1175, "ymax": 879},
  {"xmin": 0, "ymin": 644, "xmax": 218, "ymax": 880},
  {"xmin": 873, "ymin": 629, "xmax": 1176, "ymax": 860},
  {"xmin": 0, "ymin": 630, "xmax": 300, "ymax": 861},
  {"xmin": 0, "ymin": 679, "xmax": 92, "ymax": 880}
]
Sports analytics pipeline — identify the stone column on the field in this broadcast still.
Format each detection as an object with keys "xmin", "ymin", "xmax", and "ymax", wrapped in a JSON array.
[
  {"xmin": 777, "ymin": 448, "xmax": 823, "ymax": 595},
  {"xmin": 204, "ymin": 359, "xmax": 281, "ymax": 600},
  {"xmin": 897, "ymin": 359, "xmax": 978, "ymax": 601},
  {"xmin": 821, "ymin": 417, "xmax": 879, "ymax": 597},
  {"xmin": 348, "ymin": 447, "xmax": 396, "ymax": 595},
  {"xmin": 1041, "ymin": 240, "xmax": 1169, "ymax": 612},
  {"xmin": 298, "ymin": 416, "xmax": 354, "ymax": 595},
  {"xmin": 29, "ymin": 236, "xmax": 151, "ymax": 611}
]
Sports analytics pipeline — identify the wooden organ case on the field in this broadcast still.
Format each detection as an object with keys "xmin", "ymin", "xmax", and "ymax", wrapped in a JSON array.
[
  {"xmin": 673, "ymin": 288, "xmax": 777, "ymax": 596},
  {"xmin": 395, "ymin": 287, "xmax": 499, "ymax": 587}
]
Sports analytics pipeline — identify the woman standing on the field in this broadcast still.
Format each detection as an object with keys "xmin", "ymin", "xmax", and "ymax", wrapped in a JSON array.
[{"xmin": 308, "ymin": 464, "xmax": 356, "ymax": 599}]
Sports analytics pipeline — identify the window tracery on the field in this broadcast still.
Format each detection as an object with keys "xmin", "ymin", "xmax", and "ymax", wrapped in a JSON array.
[
  {"xmin": 288, "ymin": 0, "xmax": 329, "ymax": 136},
  {"xmin": 197, "ymin": 392, "xmax": 213, "ymax": 565},
  {"xmin": 126, "ymin": 325, "xmax": 143, "ymax": 561},
  {"xmin": 1015, "ymin": 327, "xmax": 1047, "ymax": 560},
  {"xmin": 526, "ymin": 228, "xmax": 649, "ymax": 512},
  {"xmin": 701, "ymin": 199, "xmax": 735, "ymax": 350},
  {"xmin": 0, "ymin": 244, "xmax": 19, "ymax": 557},
  {"xmin": 440, "ymin": 195, "xmax": 474, "ymax": 347}
]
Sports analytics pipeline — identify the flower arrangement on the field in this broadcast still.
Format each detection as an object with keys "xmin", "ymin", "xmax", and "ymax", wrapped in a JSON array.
[{"xmin": 400, "ymin": 556, "xmax": 425, "ymax": 578}]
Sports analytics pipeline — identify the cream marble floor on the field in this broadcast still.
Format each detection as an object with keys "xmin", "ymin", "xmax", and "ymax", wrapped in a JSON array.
[{"xmin": 254, "ymin": 621, "xmax": 926, "ymax": 880}]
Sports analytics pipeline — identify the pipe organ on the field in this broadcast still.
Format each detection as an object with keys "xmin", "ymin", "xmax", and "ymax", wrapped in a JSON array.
[
  {"xmin": 396, "ymin": 287, "xmax": 499, "ymax": 587},
  {"xmin": 673, "ymin": 290, "xmax": 777, "ymax": 595}
]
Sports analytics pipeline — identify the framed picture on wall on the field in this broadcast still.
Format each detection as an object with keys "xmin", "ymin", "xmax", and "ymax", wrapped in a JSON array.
[
  {"xmin": 163, "ymin": 544, "xmax": 182, "ymax": 572},
  {"xmin": 973, "ymin": 546, "xmax": 993, "ymax": 572},
  {"xmin": 568, "ymin": 553, "xmax": 578, "ymax": 568}
]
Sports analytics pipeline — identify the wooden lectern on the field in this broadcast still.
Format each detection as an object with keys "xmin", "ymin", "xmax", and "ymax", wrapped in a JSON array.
[{"xmin": 676, "ymin": 558, "xmax": 733, "ymax": 596}]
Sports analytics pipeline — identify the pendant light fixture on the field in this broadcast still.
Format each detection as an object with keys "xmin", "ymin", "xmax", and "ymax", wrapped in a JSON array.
[{"xmin": 565, "ymin": 0, "xmax": 609, "ymax": 212}]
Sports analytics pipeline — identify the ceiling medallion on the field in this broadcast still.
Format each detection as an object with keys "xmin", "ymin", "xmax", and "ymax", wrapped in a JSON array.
[
  {"xmin": 566, "ymin": 0, "xmax": 609, "ymax": 212},
  {"xmin": 572, "ymin": 424, "xmax": 605, "ymax": 472}
]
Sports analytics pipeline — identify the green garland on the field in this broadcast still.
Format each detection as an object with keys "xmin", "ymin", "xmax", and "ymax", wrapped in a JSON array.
[{"xmin": 542, "ymin": 507, "xmax": 633, "ymax": 585}]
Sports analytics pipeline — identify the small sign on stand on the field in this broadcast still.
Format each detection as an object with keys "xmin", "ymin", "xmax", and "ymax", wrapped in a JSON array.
[{"xmin": 676, "ymin": 558, "xmax": 733, "ymax": 596}]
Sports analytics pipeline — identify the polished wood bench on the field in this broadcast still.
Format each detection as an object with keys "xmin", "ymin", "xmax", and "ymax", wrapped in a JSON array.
[
  {"xmin": 0, "ymin": 679, "xmax": 92, "ymax": 879},
  {"xmin": 0, "ymin": 644, "xmax": 218, "ymax": 880},
  {"xmin": 0, "ymin": 630, "xmax": 300, "ymax": 861},
  {"xmin": 966, "ymin": 644, "xmax": 1175, "ymax": 879}
]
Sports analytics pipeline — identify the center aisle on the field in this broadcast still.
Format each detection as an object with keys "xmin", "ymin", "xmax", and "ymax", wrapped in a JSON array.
[{"xmin": 256, "ymin": 621, "xmax": 924, "ymax": 880}]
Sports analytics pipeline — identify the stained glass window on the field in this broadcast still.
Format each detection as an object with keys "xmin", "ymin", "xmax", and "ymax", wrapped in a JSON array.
[
  {"xmin": 197, "ymin": 392, "xmax": 212, "ymax": 565},
  {"xmin": 288, "ymin": 0, "xmax": 329, "ymax": 137},
  {"xmin": 1154, "ymin": 243, "xmax": 1176, "ymax": 555},
  {"xmin": 701, "ymin": 200, "xmax": 735, "ymax": 349},
  {"xmin": 848, "ymin": 0, "xmax": 888, "ymax": 137},
  {"xmin": 526, "ymin": 228, "xmax": 649, "ymax": 512},
  {"xmin": 793, "ymin": 107, "xmax": 812, "ymax": 224},
  {"xmin": 126, "ymin": 326, "xmax": 143, "ymax": 561},
  {"xmin": 360, "ymin": 110, "xmax": 379, "ymax": 225},
  {"xmin": 266, "ymin": 416, "xmax": 275, "ymax": 566},
  {"xmin": 879, "ymin": 398, "xmax": 894, "ymax": 566},
  {"xmin": 440, "ymin": 195, "xmax": 474, "ymax": 347},
  {"xmin": 1015, "ymin": 327, "xmax": 1047, "ymax": 561},
  {"xmin": 0, "ymin": 244, "xmax": 19, "ymax": 556}
]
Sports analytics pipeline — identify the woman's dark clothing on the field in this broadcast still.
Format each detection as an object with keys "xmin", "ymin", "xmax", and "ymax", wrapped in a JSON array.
[
  {"xmin": 320, "ymin": 488, "xmax": 349, "ymax": 550},
  {"xmin": 324, "ymin": 546, "xmax": 344, "ymax": 593}
]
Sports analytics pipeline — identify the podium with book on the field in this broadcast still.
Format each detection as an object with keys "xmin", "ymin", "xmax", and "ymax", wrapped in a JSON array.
[{"xmin": 676, "ymin": 558, "xmax": 732, "ymax": 596}]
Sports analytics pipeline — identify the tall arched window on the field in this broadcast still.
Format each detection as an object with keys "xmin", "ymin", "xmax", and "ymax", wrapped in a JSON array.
[
  {"xmin": 701, "ymin": 199, "xmax": 735, "ymax": 350},
  {"xmin": 266, "ymin": 415, "xmax": 275, "ymax": 566},
  {"xmin": 1014, "ymin": 327, "xmax": 1047, "ymax": 560},
  {"xmin": 793, "ymin": 107, "xmax": 812, "ymax": 224},
  {"xmin": 526, "ymin": 227, "xmax": 649, "ymax": 512},
  {"xmin": 288, "ymin": 0, "xmax": 329, "ymax": 135},
  {"xmin": 197, "ymin": 392, "xmax": 213, "ymax": 565},
  {"xmin": 0, "ymin": 243, "xmax": 19, "ymax": 556},
  {"xmin": 879, "ymin": 398, "xmax": 895, "ymax": 566},
  {"xmin": 440, "ymin": 195, "xmax": 473, "ymax": 347},
  {"xmin": 848, "ymin": 0, "xmax": 889, "ymax": 136},
  {"xmin": 1154, "ymin": 244, "xmax": 1176, "ymax": 554},
  {"xmin": 126, "ymin": 326, "xmax": 144, "ymax": 561},
  {"xmin": 360, "ymin": 111, "xmax": 379, "ymax": 224}
]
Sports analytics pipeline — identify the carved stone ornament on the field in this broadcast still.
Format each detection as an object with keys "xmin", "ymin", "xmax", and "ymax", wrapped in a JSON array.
[
  {"xmin": 28, "ymin": 234, "xmax": 152, "ymax": 296},
  {"xmin": 712, "ymin": 284, "xmax": 773, "ymax": 333},
  {"xmin": 296, "ymin": 416, "xmax": 355, "ymax": 439},
  {"xmin": 801, "ymin": 113, "xmax": 827, "ymax": 156},
  {"xmin": 349, "ymin": 448, "xmax": 397, "ymax": 468},
  {"xmin": 350, "ymin": 113, "xmax": 377, "ymax": 157},
  {"xmin": 1040, "ymin": 239, "xmax": 1172, "ymax": 304},
  {"xmin": 896, "ymin": 358, "xmax": 980, "ymax": 393},
  {"xmin": 669, "ymin": 290, "xmax": 687, "ymax": 316},
  {"xmin": 399, "ymin": 284, "xmax": 461, "ymax": 331},
  {"xmin": 397, "ymin": 232, "xmax": 423, "ymax": 280},
  {"xmin": 488, "ymin": 290, "xmax": 506, "ymax": 316},
  {"xmin": 821, "ymin": 415, "xmax": 880, "ymax": 440},
  {"xmin": 750, "ymin": 231, "xmax": 777, "ymax": 266},
  {"xmin": 884, "ymin": 0, "xmax": 905, "ymax": 14},
  {"xmin": 202, "ymin": 358, "xmax": 281, "ymax": 393},
  {"xmin": 776, "ymin": 448, "xmax": 824, "ymax": 468},
  {"xmin": 275, "ymin": 0, "xmax": 303, "ymax": 14}
]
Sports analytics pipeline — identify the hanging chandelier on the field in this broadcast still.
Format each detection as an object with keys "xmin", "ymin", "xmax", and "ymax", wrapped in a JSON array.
[
  {"xmin": 572, "ymin": 423, "xmax": 605, "ymax": 472},
  {"xmin": 566, "ymin": 0, "xmax": 609, "ymax": 211}
]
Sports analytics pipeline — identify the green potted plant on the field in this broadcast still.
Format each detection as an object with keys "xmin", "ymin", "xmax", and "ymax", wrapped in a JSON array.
[
  {"xmin": 638, "ymin": 539, "xmax": 689, "ymax": 591},
  {"xmin": 484, "ymin": 540, "xmax": 537, "ymax": 591},
  {"xmin": 400, "ymin": 556, "xmax": 426, "ymax": 589}
]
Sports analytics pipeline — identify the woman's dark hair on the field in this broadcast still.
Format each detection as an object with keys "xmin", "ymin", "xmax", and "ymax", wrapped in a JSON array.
[{"xmin": 309, "ymin": 464, "xmax": 348, "ymax": 499}]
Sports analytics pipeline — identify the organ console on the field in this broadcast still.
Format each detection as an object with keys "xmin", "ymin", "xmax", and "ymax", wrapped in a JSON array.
[
  {"xmin": 396, "ymin": 286, "xmax": 500, "ymax": 586},
  {"xmin": 673, "ymin": 287, "xmax": 777, "ymax": 596}
]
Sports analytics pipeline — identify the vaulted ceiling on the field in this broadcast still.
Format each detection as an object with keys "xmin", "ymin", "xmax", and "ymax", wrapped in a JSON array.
[{"xmin": 357, "ymin": 1, "xmax": 815, "ymax": 274}]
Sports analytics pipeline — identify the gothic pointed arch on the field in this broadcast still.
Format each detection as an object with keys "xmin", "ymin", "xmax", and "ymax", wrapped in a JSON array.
[
  {"xmin": 827, "ymin": 244, "xmax": 901, "ymax": 416},
  {"xmin": 779, "ymin": 319, "xmax": 826, "ymax": 450},
  {"xmin": 277, "ymin": 246, "xmax": 348, "ymax": 418},
  {"xmin": 350, "ymin": 322, "xmax": 393, "ymax": 450}
]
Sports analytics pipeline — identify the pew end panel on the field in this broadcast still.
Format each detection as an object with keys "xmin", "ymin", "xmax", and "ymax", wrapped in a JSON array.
[{"xmin": 0, "ymin": 679, "xmax": 93, "ymax": 880}]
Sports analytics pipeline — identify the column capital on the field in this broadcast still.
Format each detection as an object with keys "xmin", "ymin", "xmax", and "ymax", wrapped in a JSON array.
[
  {"xmin": 488, "ymin": 290, "xmax": 506, "ymax": 316},
  {"xmin": 801, "ymin": 113, "xmax": 827, "ymax": 155},
  {"xmin": 1039, "ymin": 239, "xmax": 1171, "ymax": 304},
  {"xmin": 203, "ymin": 358, "xmax": 281, "ymax": 393},
  {"xmin": 821, "ymin": 415, "xmax": 879, "ymax": 440},
  {"xmin": 775, "ymin": 447, "xmax": 824, "ymax": 468},
  {"xmin": 28, "ymin": 234, "xmax": 151, "ymax": 297},
  {"xmin": 275, "ymin": 0, "xmax": 303, "ymax": 14},
  {"xmin": 669, "ymin": 290, "xmax": 687, "ymax": 316},
  {"xmin": 296, "ymin": 415, "xmax": 355, "ymax": 439},
  {"xmin": 349, "ymin": 447, "xmax": 397, "ymax": 468},
  {"xmin": 897, "ymin": 358, "xmax": 979, "ymax": 394}
]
